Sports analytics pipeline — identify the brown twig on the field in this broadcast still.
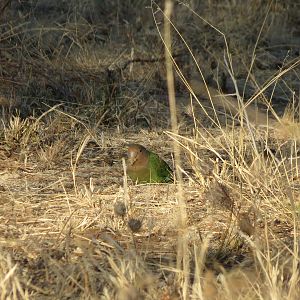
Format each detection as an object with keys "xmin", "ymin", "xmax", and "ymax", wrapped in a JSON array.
[
  {"xmin": 0, "ymin": 0, "xmax": 11, "ymax": 18},
  {"xmin": 120, "ymin": 52, "xmax": 185, "ymax": 71}
]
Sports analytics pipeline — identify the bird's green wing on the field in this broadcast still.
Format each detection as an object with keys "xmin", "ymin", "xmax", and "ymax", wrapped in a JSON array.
[{"xmin": 148, "ymin": 152, "xmax": 173, "ymax": 183}]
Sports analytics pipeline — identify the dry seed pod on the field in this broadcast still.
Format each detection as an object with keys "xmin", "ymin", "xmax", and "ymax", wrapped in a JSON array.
[
  {"xmin": 128, "ymin": 218, "xmax": 142, "ymax": 233},
  {"xmin": 238, "ymin": 213, "xmax": 255, "ymax": 236},
  {"xmin": 114, "ymin": 201, "xmax": 127, "ymax": 217},
  {"xmin": 205, "ymin": 180, "xmax": 235, "ymax": 212}
]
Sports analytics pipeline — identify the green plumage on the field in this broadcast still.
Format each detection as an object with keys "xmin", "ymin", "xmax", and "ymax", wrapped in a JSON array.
[
  {"xmin": 130, "ymin": 151, "xmax": 172, "ymax": 183},
  {"xmin": 126, "ymin": 144, "xmax": 173, "ymax": 184}
]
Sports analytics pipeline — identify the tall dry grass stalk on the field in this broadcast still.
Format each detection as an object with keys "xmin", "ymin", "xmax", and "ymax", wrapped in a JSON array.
[{"xmin": 163, "ymin": 1, "xmax": 189, "ymax": 298}]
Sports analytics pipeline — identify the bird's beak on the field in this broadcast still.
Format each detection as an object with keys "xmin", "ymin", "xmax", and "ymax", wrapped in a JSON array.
[{"xmin": 127, "ymin": 151, "xmax": 137, "ymax": 165}]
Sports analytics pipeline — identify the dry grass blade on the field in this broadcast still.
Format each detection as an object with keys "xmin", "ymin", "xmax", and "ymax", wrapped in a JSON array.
[{"xmin": 162, "ymin": 1, "xmax": 189, "ymax": 299}]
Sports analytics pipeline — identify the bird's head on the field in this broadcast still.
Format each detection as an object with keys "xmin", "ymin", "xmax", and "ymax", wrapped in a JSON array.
[{"xmin": 126, "ymin": 144, "xmax": 148, "ymax": 166}]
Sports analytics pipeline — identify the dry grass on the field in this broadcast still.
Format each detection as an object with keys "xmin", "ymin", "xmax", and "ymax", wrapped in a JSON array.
[{"xmin": 0, "ymin": 0, "xmax": 300, "ymax": 299}]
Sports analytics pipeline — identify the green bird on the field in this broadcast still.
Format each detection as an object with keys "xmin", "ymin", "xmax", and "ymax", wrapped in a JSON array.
[{"xmin": 126, "ymin": 144, "xmax": 173, "ymax": 184}]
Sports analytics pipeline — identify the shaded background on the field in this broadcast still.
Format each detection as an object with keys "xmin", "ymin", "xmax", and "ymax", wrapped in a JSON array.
[{"xmin": 1, "ymin": 0, "xmax": 300, "ymax": 127}]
